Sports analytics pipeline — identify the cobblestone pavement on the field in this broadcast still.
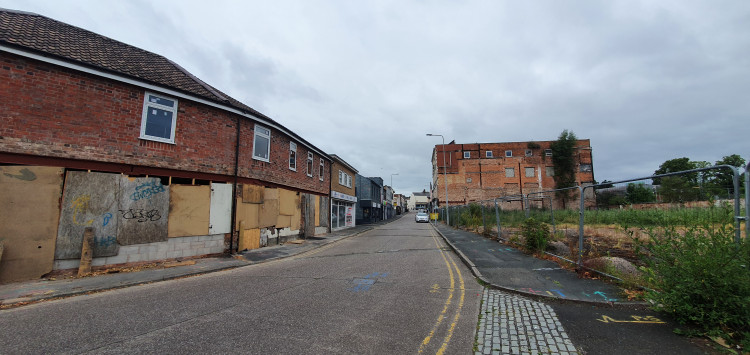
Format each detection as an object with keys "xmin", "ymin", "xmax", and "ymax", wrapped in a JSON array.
[{"xmin": 476, "ymin": 288, "xmax": 579, "ymax": 355}]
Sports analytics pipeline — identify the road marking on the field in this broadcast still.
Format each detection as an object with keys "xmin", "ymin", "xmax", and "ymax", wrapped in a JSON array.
[
  {"xmin": 419, "ymin": 228, "xmax": 465, "ymax": 354},
  {"xmin": 597, "ymin": 315, "xmax": 666, "ymax": 324},
  {"xmin": 418, "ymin": 230, "xmax": 455, "ymax": 354}
]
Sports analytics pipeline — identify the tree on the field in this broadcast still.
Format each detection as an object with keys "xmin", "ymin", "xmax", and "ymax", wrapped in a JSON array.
[
  {"xmin": 550, "ymin": 130, "xmax": 578, "ymax": 207},
  {"xmin": 706, "ymin": 154, "xmax": 746, "ymax": 198},
  {"xmin": 652, "ymin": 157, "xmax": 697, "ymax": 185},
  {"xmin": 626, "ymin": 183, "xmax": 655, "ymax": 204}
]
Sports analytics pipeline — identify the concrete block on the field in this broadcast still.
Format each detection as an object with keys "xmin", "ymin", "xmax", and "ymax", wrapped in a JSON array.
[
  {"xmin": 155, "ymin": 250, "xmax": 167, "ymax": 260},
  {"xmin": 127, "ymin": 254, "xmax": 142, "ymax": 263},
  {"xmin": 91, "ymin": 258, "xmax": 106, "ymax": 267},
  {"xmin": 173, "ymin": 242, "xmax": 190, "ymax": 251},
  {"xmin": 119, "ymin": 246, "xmax": 140, "ymax": 255},
  {"xmin": 190, "ymin": 241, "xmax": 205, "ymax": 249},
  {"xmin": 54, "ymin": 259, "xmax": 79, "ymax": 270},
  {"xmin": 104, "ymin": 254, "xmax": 128, "ymax": 265},
  {"xmin": 167, "ymin": 250, "xmax": 184, "ymax": 259}
]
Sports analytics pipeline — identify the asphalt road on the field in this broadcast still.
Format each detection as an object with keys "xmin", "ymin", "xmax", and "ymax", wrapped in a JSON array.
[{"xmin": 0, "ymin": 217, "xmax": 482, "ymax": 354}]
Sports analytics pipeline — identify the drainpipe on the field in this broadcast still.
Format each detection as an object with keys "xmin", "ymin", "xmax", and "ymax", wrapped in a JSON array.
[{"xmin": 229, "ymin": 115, "xmax": 241, "ymax": 254}]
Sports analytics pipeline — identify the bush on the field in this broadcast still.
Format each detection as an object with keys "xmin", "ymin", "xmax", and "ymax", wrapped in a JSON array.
[
  {"xmin": 636, "ymin": 225, "xmax": 750, "ymax": 349},
  {"xmin": 522, "ymin": 218, "xmax": 549, "ymax": 252},
  {"xmin": 459, "ymin": 203, "xmax": 483, "ymax": 229}
]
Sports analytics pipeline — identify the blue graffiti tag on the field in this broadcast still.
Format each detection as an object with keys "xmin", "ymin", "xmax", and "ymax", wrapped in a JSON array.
[
  {"xmin": 130, "ymin": 181, "xmax": 165, "ymax": 201},
  {"xmin": 95, "ymin": 235, "xmax": 117, "ymax": 248},
  {"xmin": 102, "ymin": 212, "xmax": 113, "ymax": 227}
]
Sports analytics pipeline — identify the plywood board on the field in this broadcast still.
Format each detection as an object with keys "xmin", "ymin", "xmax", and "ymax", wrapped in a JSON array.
[
  {"xmin": 238, "ymin": 228, "xmax": 260, "ymax": 251},
  {"xmin": 168, "ymin": 185, "xmax": 210, "ymax": 237},
  {"xmin": 291, "ymin": 202, "xmax": 301, "ymax": 231},
  {"xmin": 279, "ymin": 188, "xmax": 297, "ymax": 216},
  {"xmin": 55, "ymin": 171, "xmax": 120, "ymax": 260},
  {"xmin": 314, "ymin": 195, "xmax": 321, "ymax": 226},
  {"xmin": 264, "ymin": 187, "xmax": 279, "ymax": 201},
  {"xmin": 0, "ymin": 166, "xmax": 63, "ymax": 283},
  {"xmin": 259, "ymin": 199, "xmax": 279, "ymax": 228},
  {"xmin": 242, "ymin": 184, "xmax": 263, "ymax": 204},
  {"xmin": 117, "ymin": 176, "xmax": 169, "ymax": 245},
  {"xmin": 319, "ymin": 196, "xmax": 329, "ymax": 228},
  {"xmin": 209, "ymin": 183, "xmax": 232, "ymax": 234},
  {"xmin": 276, "ymin": 215, "xmax": 291, "ymax": 229},
  {"xmin": 235, "ymin": 197, "xmax": 259, "ymax": 229}
]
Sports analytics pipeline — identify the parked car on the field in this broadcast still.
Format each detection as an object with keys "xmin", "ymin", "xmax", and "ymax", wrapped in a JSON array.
[{"xmin": 415, "ymin": 212, "xmax": 429, "ymax": 223}]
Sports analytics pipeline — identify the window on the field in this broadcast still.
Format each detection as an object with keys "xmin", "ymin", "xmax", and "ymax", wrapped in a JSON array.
[
  {"xmin": 486, "ymin": 151, "xmax": 493, "ymax": 158},
  {"xmin": 289, "ymin": 142, "xmax": 297, "ymax": 171},
  {"xmin": 140, "ymin": 92, "xmax": 178, "ymax": 143},
  {"xmin": 339, "ymin": 170, "xmax": 344, "ymax": 185},
  {"xmin": 306, "ymin": 152, "xmax": 313, "ymax": 177},
  {"xmin": 580, "ymin": 164, "xmax": 593, "ymax": 172},
  {"xmin": 545, "ymin": 149, "xmax": 553, "ymax": 157},
  {"xmin": 346, "ymin": 174, "xmax": 352, "ymax": 188},
  {"xmin": 463, "ymin": 151, "xmax": 470, "ymax": 159},
  {"xmin": 546, "ymin": 167, "xmax": 554, "ymax": 177},
  {"xmin": 505, "ymin": 167, "xmax": 515, "ymax": 177},
  {"xmin": 525, "ymin": 149, "xmax": 533, "ymax": 157},
  {"xmin": 319, "ymin": 158, "xmax": 325, "ymax": 181},
  {"xmin": 525, "ymin": 167, "xmax": 535, "ymax": 177},
  {"xmin": 466, "ymin": 177, "xmax": 472, "ymax": 183},
  {"xmin": 505, "ymin": 150, "xmax": 512, "ymax": 157},
  {"xmin": 252, "ymin": 124, "xmax": 271, "ymax": 162}
]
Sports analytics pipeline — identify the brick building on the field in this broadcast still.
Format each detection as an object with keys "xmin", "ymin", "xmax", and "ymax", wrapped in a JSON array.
[
  {"xmin": 430, "ymin": 140, "xmax": 594, "ymax": 208},
  {"xmin": 329, "ymin": 154, "xmax": 358, "ymax": 231},
  {"xmin": 0, "ymin": 9, "xmax": 330, "ymax": 282}
]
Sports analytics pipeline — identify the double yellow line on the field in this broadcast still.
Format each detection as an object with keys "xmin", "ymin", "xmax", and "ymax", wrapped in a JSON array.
[{"xmin": 418, "ymin": 228, "xmax": 466, "ymax": 354}]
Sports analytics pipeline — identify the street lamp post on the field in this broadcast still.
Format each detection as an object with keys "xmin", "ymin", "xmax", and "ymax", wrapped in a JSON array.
[
  {"xmin": 426, "ymin": 134, "xmax": 449, "ymax": 225},
  {"xmin": 390, "ymin": 173, "xmax": 399, "ymax": 189}
]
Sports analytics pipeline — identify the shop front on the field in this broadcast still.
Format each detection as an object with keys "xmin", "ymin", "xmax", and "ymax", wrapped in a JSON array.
[{"xmin": 331, "ymin": 191, "xmax": 356, "ymax": 231}]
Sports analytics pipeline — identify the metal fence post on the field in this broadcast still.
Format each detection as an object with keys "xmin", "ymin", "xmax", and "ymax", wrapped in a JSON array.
[
  {"xmin": 577, "ymin": 185, "xmax": 585, "ymax": 269},
  {"xmin": 494, "ymin": 198, "xmax": 502, "ymax": 240},
  {"xmin": 524, "ymin": 194, "xmax": 530, "ymax": 219},
  {"xmin": 745, "ymin": 164, "xmax": 749, "ymax": 240},
  {"xmin": 548, "ymin": 196, "xmax": 557, "ymax": 237},
  {"xmin": 730, "ymin": 166, "xmax": 741, "ymax": 244},
  {"xmin": 481, "ymin": 201, "xmax": 486, "ymax": 234}
]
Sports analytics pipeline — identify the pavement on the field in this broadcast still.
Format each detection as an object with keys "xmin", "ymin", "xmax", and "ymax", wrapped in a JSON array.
[
  {"xmin": 431, "ymin": 222, "xmax": 630, "ymax": 305},
  {"xmin": 1, "ymin": 215, "xmax": 630, "ymax": 308}
]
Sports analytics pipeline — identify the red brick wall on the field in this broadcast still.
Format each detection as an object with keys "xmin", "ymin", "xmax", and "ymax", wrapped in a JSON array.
[
  {"xmin": 432, "ymin": 140, "xmax": 594, "ymax": 206},
  {"xmin": 0, "ymin": 52, "xmax": 328, "ymax": 195}
]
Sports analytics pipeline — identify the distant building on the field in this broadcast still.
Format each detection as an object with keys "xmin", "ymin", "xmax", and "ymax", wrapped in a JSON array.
[
  {"xmin": 408, "ymin": 191, "xmax": 430, "ymax": 212},
  {"xmin": 393, "ymin": 193, "xmax": 407, "ymax": 214},
  {"xmin": 355, "ymin": 175, "xmax": 383, "ymax": 224},
  {"xmin": 430, "ymin": 140, "xmax": 594, "ymax": 208}
]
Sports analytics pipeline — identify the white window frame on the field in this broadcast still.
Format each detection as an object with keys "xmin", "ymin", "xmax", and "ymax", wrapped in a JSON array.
[
  {"xmin": 545, "ymin": 149, "xmax": 553, "ymax": 157},
  {"xmin": 289, "ymin": 142, "xmax": 297, "ymax": 171},
  {"xmin": 486, "ymin": 151, "xmax": 493, "ymax": 158},
  {"xmin": 463, "ymin": 151, "xmax": 470, "ymax": 159},
  {"xmin": 252, "ymin": 124, "xmax": 271, "ymax": 162},
  {"xmin": 505, "ymin": 150, "xmax": 512, "ymax": 157},
  {"xmin": 140, "ymin": 92, "xmax": 178, "ymax": 144},
  {"xmin": 339, "ymin": 170, "xmax": 344, "ymax": 185},
  {"xmin": 306, "ymin": 152, "xmax": 313, "ymax": 177},
  {"xmin": 346, "ymin": 174, "xmax": 352, "ymax": 188},
  {"xmin": 319, "ymin": 158, "xmax": 325, "ymax": 181},
  {"xmin": 525, "ymin": 149, "xmax": 533, "ymax": 157},
  {"xmin": 505, "ymin": 167, "xmax": 515, "ymax": 177},
  {"xmin": 525, "ymin": 167, "xmax": 535, "ymax": 177}
]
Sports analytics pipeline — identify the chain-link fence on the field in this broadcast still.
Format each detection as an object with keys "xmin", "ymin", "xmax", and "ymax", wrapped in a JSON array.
[{"xmin": 434, "ymin": 164, "xmax": 748, "ymax": 287}]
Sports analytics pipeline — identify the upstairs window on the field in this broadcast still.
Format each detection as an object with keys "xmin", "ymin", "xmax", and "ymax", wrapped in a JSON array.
[
  {"xmin": 347, "ymin": 174, "xmax": 352, "ymax": 188},
  {"xmin": 580, "ymin": 164, "xmax": 593, "ymax": 172},
  {"xmin": 545, "ymin": 149, "xmax": 553, "ymax": 157},
  {"xmin": 525, "ymin": 149, "xmax": 533, "ymax": 157},
  {"xmin": 319, "ymin": 158, "xmax": 325, "ymax": 181},
  {"xmin": 525, "ymin": 167, "xmax": 535, "ymax": 177},
  {"xmin": 252, "ymin": 124, "xmax": 271, "ymax": 162},
  {"xmin": 339, "ymin": 170, "xmax": 344, "ymax": 185},
  {"xmin": 486, "ymin": 151, "xmax": 493, "ymax": 158},
  {"xmin": 306, "ymin": 152, "xmax": 314, "ymax": 177},
  {"xmin": 463, "ymin": 151, "xmax": 470, "ymax": 159},
  {"xmin": 505, "ymin": 150, "xmax": 513, "ymax": 157},
  {"xmin": 505, "ymin": 167, "xmax": 515, "ymax": 177},
  {"xmin": 140, "ymin": 92, "xmax": 177, "ymax": 144},
  {"xmin": 546, "ymin": 167, "xmax": 555, "ymax": 176},
  {"xmin": 289, "ymin": 142, "xmax": 297, "ymax": 171}
]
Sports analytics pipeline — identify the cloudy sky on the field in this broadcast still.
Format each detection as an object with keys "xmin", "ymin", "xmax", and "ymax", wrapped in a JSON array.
[{"xmin": 3, "ymin": 0, "xmax": 749, "ymax": 195}]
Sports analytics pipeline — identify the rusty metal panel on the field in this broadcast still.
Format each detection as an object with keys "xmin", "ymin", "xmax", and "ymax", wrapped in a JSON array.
[
  {"xmin": 0, "ymin": 166, "xmax": 63, "ymax": 283},
  {"xmin": 242, "ymin": 184, "xmax": 263, "ymax": 204},
  {"xmin": 117, "ymin": 176, "xmax": 169, "ymax": 245},
  {"xmin": 168, "ymin": 185, "xmax": 210, "ymax": 237},
  {"xmin": 55, "ymin": 171, "xmax": 120, "ymax": 260},
  {"xmin": 209, "ymin": 183, "xmax": 232, "ymax": 234}
]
